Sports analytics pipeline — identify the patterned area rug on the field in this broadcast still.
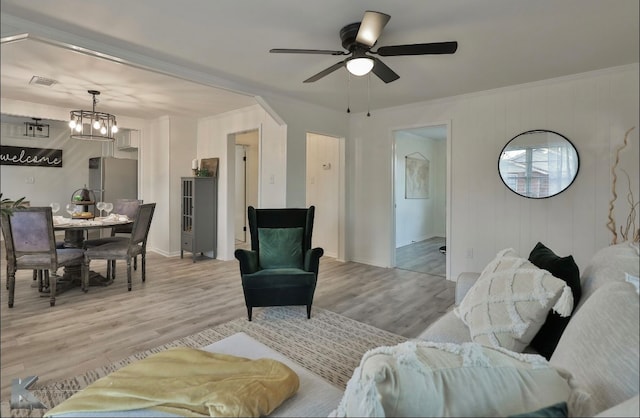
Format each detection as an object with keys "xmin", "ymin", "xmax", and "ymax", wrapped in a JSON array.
[{"xmin": 4, "ymin": 306, "xmax": 406, "ymax": 417}]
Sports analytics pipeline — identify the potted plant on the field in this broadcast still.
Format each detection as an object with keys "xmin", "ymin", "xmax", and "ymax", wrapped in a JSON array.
[{"xmin": 0, "ymin": 193, "xmax": 27, "ymax": 217}]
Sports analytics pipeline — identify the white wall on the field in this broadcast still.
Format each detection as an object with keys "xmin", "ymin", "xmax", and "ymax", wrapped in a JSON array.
[
  {"xmin": 261, "ymin": 95, "xmax": 349, "ymax": 207},
  {"xmin": 348, "ymin": 64, "xmax": 639, "ymax": 279},
  {"xmin": 1, "ymin": 119, "xmax": 102, "ymax": 207},
  {"xmin": 140, "ymin": 116, "xmax": 197, "ymax": 256},
  {"xmin": 0, "ymin": 99, "xmax": 143, "ymax": 209},
  {"xmin": 169, "ymin": 117, "xmax": 198, "ymax": 254},
  {"xmin": 197, "ymin": 104, "xmax": 287, "ymax": 261},
  {"xmin": 141, "ymin": 117, "xmax": 170, "ymax": 255},
  {"xmin": 394, "ymin": 132, "xmax": 446, "ymax": 247}
]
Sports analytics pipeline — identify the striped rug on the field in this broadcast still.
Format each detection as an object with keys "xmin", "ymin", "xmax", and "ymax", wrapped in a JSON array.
[{"xmin": 4, "ymin": 306, "xmax": 406, "ymax": 417}]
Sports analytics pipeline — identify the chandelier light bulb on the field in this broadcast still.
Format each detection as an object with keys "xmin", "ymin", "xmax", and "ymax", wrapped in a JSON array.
[
  {"xmin": 346, "ymin": 57, "xmax": 374, "ymax": 76},
  {"xmin": 69, "ymin": 119, "xmax": 76, "ymax": 129},
  {"xmin": 75, "ymin": 123, "xmax": 82, "ymax": 133},
  {"xmin": 93, "ymin": 119, "xmax": 101, "ymax": 129},
  {"xmin": 111, "ymin": 124, "xmax": 119, "ymax": 134},
  {"xmin": 100, "ymin": 125, "xmax": 107, "ymax": 135}
]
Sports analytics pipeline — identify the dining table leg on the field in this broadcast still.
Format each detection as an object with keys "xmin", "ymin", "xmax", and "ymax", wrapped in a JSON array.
[{"xmin": 42, "ymin": 230, "xmax": 112, "ymax": 297}]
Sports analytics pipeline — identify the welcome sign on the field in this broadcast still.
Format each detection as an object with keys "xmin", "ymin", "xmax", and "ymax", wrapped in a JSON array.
[{"xmin": 0, "ymin": 146, "xmax": 63, "ymax": 167}]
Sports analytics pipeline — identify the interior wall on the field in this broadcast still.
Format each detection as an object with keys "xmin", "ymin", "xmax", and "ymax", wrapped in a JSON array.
[
  {"xmin": 169, "ymin": 116, "xmax": 198, "ymax": 255},
  {"xmin": 394, "ymin": 132, "xmax": 446, "ymax": 248},
  {"xmin": 348, "ymin": 64, "xmax": 639, "ymax": 279},
  {"xmin": 0, "ymin": 98, "xmax": 144, "ymax": 208},
  {"xmin": 0, "ymin": 119, "xmax": 103, "ymax": 207},
  {"xmin": 197, "ymin": 104, "xmax": 286, "ymax": 261},
  {"xmin": 260, "ymin": 95, "xmax": 349, "ymax": 207},
  {"xmin": 142, "ymin": 116, "xmax": 170, "ymax": 255}
]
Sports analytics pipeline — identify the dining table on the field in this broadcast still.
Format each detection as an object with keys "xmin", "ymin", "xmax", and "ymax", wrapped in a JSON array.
[{"xmin": 51, "ymin": 215, "xmax": 133, "ymax": 291}]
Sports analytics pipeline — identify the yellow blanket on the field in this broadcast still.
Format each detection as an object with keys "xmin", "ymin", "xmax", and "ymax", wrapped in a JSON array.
[{"xmin": 44, "ymin": 347, "xmax": 300, "ymax": 417}]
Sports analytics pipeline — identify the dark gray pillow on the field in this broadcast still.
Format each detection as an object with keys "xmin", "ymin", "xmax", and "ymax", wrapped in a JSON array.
[{"xmin": 528, "ymin": 242, "xmax": 581, "ymax": 359}]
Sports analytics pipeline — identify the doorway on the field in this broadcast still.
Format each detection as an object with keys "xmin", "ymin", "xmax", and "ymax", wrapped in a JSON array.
[
  {"xmin": 393, "ymin": 124, "xmax": 449, "ymax": 277},
  {"xmin": 306, "ymin": 132, "xmax": 341, "ymax": 258},
  {"xmin": 234, "ymin": 129, "xmax": 259, "ymax": 250}
]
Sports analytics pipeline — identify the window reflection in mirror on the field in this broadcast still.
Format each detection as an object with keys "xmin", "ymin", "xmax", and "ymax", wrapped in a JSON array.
[{"xmin": 499, "ymin": 130, "xmax": 579, "ymax": 199}]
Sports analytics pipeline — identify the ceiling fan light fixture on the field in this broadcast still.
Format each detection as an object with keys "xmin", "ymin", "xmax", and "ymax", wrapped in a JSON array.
[{"xmin": 346, "ymin": 57, "xmax": 374, "ymax": 76}]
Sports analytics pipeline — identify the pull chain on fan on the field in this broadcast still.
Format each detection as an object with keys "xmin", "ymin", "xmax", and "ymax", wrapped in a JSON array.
[
  {"xmin": 346, "ymin": 73, "xmax": 351, "ymax": 113},
  {"xmin": 367, "ymin": 73, "xmax": 371, "ymax": 117}
]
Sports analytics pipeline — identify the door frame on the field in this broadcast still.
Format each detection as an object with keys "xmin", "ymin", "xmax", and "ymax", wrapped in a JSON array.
[
  {"xmin": 391, "ymin": 120, "xmax": 452, "ymax": 279},
  {"xmin": 234, "ymin": 144, "xmax": 247, "ymax": 243},
  {"xmin": 305, "ymin": 131, "xmax": 346, "ymax": 261},
  {"xmin": 228, "ymin": 126, "xmax": 261, "ymax": 256}
]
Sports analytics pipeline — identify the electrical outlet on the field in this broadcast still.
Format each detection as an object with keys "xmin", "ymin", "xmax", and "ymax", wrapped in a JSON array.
[
  {"xmin": 466, "ymin": 248, "xmax": 474, "ymax": 259},
  {"xmin": 269, "ymin": 174, "xmax": 275, "ymax": 184},
  {"xmin": 24, "ymin": 176, "xmax": 35, "ymax": 184}
]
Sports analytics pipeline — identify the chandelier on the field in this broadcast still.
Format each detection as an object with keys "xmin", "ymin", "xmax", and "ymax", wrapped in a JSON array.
[
  {"xmin": 69, "ymin": 90, "xmax": 118, "ymax": 141},
  {"xmin": 24, "ymin": 118, "xmax": 50, "ymax": 138}
]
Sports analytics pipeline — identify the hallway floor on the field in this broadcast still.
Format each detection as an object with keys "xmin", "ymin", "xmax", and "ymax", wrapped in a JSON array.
[{"xmin": 396, "ymin": 236, "xmax": 446, "ymax": 277}]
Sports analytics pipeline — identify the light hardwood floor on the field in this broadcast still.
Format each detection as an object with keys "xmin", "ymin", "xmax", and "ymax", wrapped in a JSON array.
[
  {"xmin": 0, "ymin": 249, "xmax": 454, "ymax": 401},
  {"xmin": 396, "ymin": 236, "xmax": 446, "ymax": 277}
]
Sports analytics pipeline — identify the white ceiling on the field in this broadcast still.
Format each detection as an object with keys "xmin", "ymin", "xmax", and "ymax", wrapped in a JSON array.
[{"xmin": 1, "ymin": 0, "xmax": 638, "ymax": 120}]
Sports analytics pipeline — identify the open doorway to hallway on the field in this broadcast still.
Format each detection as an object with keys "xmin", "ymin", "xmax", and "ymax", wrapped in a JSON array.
[
  {"xmin": 393, "ymin": 124, "xmax": 448, "ymax": 277},
  {"xmin": 234, "ymin": 129, "xmax": 259, "ymax": 250}
]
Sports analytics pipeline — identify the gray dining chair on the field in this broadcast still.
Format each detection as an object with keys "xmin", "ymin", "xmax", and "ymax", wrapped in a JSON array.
[
  {"xmin": 83, "ymin": 203, "xmax": 155, "ymax": 291},
  {"xmin": 1, "ymin": 207, "xmax": 86, "ymax": 307},
  {"xmin": 84, "ymin": 198, "xmax": 143, "ymax": 275},
  {"xmin": 111, "ymin": 199, "xmax": 142, "ymax": 270},
  {"xmin": 110, "ymin": 199, "xmax": 143, "ymax": 236}
]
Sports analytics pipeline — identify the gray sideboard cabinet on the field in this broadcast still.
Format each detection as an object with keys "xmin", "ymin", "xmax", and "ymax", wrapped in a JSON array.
[{"xmin": 181, "ymin": 176, "xmax": 217, "ymax": 262}]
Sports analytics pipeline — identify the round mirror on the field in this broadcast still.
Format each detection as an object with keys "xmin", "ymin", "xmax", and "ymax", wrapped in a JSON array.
[{"xmin": 499, "ymin": 130, "xmax": 579, "ymax": 199}]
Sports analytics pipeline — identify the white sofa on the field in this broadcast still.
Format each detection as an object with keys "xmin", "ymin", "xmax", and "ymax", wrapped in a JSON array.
[
  {"xmin": 416, "ymin": 242, "xmax": 640, "ymax": 417},
  {"xmin": 49, "ymin": 243, "xmax": 639, "ymax": 417}
]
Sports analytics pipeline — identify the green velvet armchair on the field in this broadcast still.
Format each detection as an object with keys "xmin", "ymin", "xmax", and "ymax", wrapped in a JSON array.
[{"xmin": 234, "ymin": 206, "xmax": 323, "ymax": 321}]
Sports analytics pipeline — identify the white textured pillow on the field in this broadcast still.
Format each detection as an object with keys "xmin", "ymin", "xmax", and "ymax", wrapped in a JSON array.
[
  {"xmin": 330, "ymin": 341, "xmax": 580, "ymax": 418},
  {"xmin": 454, "ymin": 248, "xmax": 573, "ymax": 352}
]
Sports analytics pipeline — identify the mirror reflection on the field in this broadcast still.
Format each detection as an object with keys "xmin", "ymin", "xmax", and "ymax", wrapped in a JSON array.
[{"xmin": 499, "ymin": 130, "xmax": 579, "ymax": 199}]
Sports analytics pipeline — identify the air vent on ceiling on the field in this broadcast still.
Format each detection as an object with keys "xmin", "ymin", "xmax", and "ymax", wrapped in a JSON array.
[{"xmin": 29, "ymin": 76, "xmax": 58, "ymax": 87}]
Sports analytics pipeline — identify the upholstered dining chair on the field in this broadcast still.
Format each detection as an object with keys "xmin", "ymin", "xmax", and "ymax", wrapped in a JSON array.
[
  {"xmin": 1, "ymin": 207, "xmax": 86, "ymax": 307},
  {"xmin": 109, "ymin": 199, "xmax": 143, "ymax": 237},
  {"xmin": 103, "ymin": 198, "xmax": 143, "ymax": 271},
  {"xmin": 234, "ymin": 206, "xmax": 323, "ymax": 321},
  {"xmin": 83, "ymin": 203, "xmax": 155, "ymax": 291}
]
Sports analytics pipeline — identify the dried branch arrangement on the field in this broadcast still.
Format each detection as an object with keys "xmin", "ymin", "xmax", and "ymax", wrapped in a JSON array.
[{"xmin": 607, "ymin": 127, "xmax": 639, "ymax": 244}]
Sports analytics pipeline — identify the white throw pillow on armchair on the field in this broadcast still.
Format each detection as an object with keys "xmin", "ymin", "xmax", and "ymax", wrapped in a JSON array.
[{"xmin": 454, "ymin": 248, "xmax": 573, "ymax": 352}]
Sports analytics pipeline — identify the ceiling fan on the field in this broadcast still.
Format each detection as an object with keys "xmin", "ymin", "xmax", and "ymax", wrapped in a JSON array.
[{"xmin": 270, "ymin": 10, "xmax": 458, "ymax": 84}]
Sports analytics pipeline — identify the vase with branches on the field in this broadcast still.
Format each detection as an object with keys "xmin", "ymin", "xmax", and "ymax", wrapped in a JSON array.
[{"xmin": 606, "ymin": 127, "xmax": 639, "ymax": 244}]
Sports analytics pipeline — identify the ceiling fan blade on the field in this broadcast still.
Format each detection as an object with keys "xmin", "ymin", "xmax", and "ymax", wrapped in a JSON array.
[
  {"xmin": 270, "ymin": 48, "xmax": 347, "ymax": 56},
  {"xmin": 303, "ymin": 60, "xmax": 346, "ymax": 83},
  {"xmin": 372, "ymin": 58, "xmax": 399, "ymax": 83},
  {"xmin": 356, "ymin": 10, "xmax": 391, "ymax": 47},
  {"xmin": 375, "ymin": 41, "xmax": 458, "ymax": 56}
]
